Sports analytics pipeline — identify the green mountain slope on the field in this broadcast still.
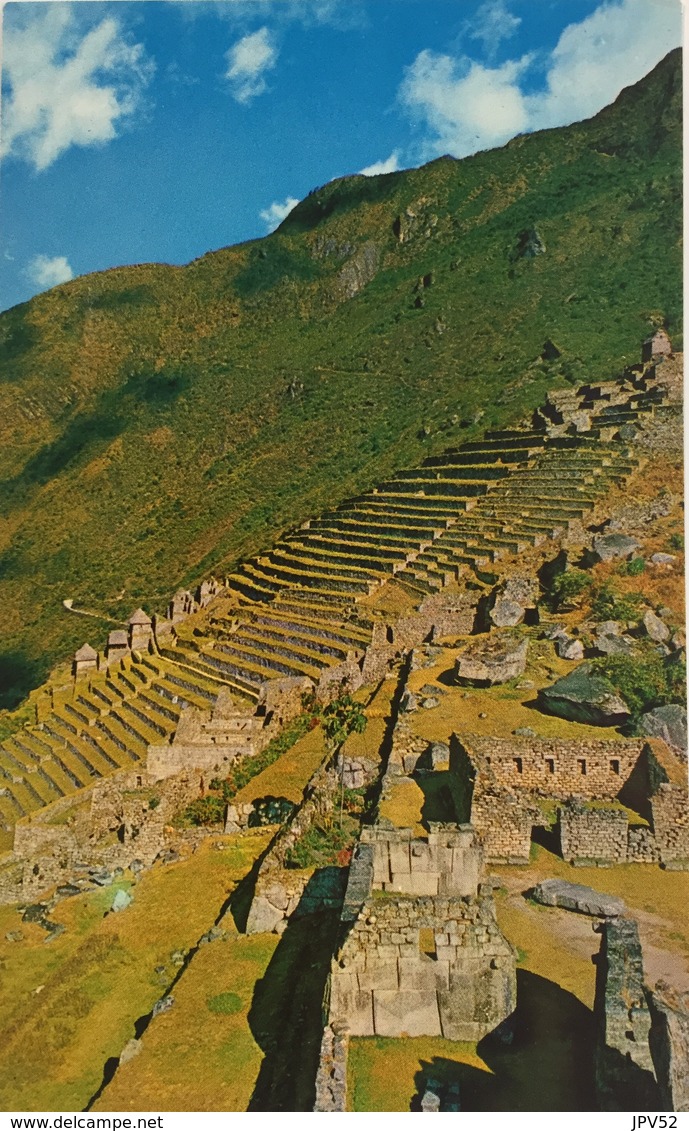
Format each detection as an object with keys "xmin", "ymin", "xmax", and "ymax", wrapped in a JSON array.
[{"xmin": 0, "ymin": 49, "xmax": 681, "ymax": 708}]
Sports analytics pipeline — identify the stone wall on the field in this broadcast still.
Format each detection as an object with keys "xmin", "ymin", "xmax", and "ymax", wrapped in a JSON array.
[
  {"xmin": 461, "ymin": 734, "xmax": 647, "ymax": 799},
  {"xmin": 455, "ymin": 734, "xmax": 686, "ymax": 868},
  {"xmin": 593, "ymin": 917, "xmax": 658, "ymax": 1110},
  {"xmin": 360, "ymin": 592, "xmax": 477, "ymax": 685},
  {"xmin": 647, "ymin": 984, "xmax": 689, "ymax": 1112},
  {"xmin": 362, "ymin": 823, "xmax": 483, "ymax": 898},
  {"xmin": 313, "ymin": 1024, "xmax": 349, "ymax": 1112},
  {"xmin": 559, "ymin": 802, "xmax": 629, "ymax": 865},
  {"xmin": 470, "ymin": 789, "xmax": 535, "ymax": 863},
  {"xmin": 651, "ymin": 785, "xmax": 689, "ymax": 866},
  {"xmin": 244, "ymin": 748, "xmax": 336, "ymax": 934},
  {"xmin": 328, "ymin": 886, "xmax": 516, "ymax": 1041}
]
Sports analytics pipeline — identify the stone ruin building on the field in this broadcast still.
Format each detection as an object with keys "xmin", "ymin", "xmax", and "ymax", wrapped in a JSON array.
[
  {"xmin": 315, "ymin": 824, "xmax": 516, "ymax": 1110},
  {"xmin": 452, "ymin": 733, "xmax": 689, "ymax": 867}
]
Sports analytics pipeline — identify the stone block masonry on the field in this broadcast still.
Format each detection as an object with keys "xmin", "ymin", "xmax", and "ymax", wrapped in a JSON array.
[
  {"xmin": 361, "ymin": 823, "xmax": 483, "ymax": 898},
  {"xmin": 559, "ymin": 802, "xmax": 629, "ymax": 865},
  {"xmin": 593, "ymin": 917, "xmax": 658, "ymax": 1110},
  {"xmin": 455, "ymin": 734, "xmax": 688, "ymax": 867},
  {"xmin": 328, "ymin": 887, "xmax": 516, "ymax": 1041}
]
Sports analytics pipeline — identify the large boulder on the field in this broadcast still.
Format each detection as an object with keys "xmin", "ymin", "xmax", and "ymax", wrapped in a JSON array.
[
  {"xmin": 455, "ymin": 636, "xmax": 528, "ymax": 686},
  {"xmin": 555, "ymin": 634, "xmax": 584, "ymax": 661},
  {"xmin": 640, "ymin": 704, "xmax": 687, "ymax": 754},
  {"xmin": 537, "ymin": 662, "xmax": 630, "ymax": 725},
  {"xmin": 592, "ymin": 533, "xmax": 641, "ymax": 562},
  {"xmin": 531, "ymin": 879, "xmax": 625, "ymax": 918},
  {"xmin": 490, "ymin": 596, "xmax": 525, "ymax": 628},
  {"xmin": 641, "ymin": 610, "xmax": 671, "ymax": 644}
]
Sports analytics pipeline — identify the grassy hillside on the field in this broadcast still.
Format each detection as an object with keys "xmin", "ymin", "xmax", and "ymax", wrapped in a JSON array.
[{"xmin": 0, "ymin": 49, "xmax": 681, "ymax": 708}]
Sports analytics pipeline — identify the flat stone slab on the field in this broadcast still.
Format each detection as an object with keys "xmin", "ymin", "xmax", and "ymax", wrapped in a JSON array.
[{"xmin": 531, "ymin": 878, "xmax": 625, "ymax": 918}]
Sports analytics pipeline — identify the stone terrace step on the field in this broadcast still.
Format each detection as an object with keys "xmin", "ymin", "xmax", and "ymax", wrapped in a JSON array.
[
  {"xmin": 391, "ymin": 465, "xmax": 511, "ymax": 483},
  {"xmin": 233, "ymin": 623, "xmax": 352, "ymax": 664},
  {"xmin": 379, "ymin": 478, "xmax": 490, "ymax": 498},
  {"xmin": 95, "ymin": 715, "xmax": 146, "ymax": 760},
  {"xmin": 249, "ymin": 610, "xmax": 371, "ymax": 650},
  {"xmin": 159, "ymin": 644, "xmax": 262, "ymax": 699},
  {"xmin": 116, "ymin": 700, "xmax": 171, "ymax": 743},
  {"xmin": 210, "ymin": 640, "xmax": 324, "ymax": 681},
  {"xmin": 282, "ymin": 535, "xmax": 406, "ymax": 566},
  {"xmin": 264, "ymin": 548, "xmax": 383, "ymax": 583},
  {"xmin": 421, "ymin": 449, "xmax": 536, "ymax": 467}
]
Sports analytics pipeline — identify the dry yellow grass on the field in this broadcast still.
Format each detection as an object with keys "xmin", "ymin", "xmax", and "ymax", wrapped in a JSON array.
[
  {"xmin": 232, "ymin": 726, "xmax": 327, "ymax": 807},
  {"xmin": 0, "ymin": 831, "xmax": 270, "ymax": 1111},
  {"xmin": 96, "ymin": 930, "xmax": 278, "ymax": 1112}
]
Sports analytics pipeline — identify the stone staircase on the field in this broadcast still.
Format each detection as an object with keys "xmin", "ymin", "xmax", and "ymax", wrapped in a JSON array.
[{"xmin": 0, "ymin": 365, "xmax": 667, "ymax": 837}]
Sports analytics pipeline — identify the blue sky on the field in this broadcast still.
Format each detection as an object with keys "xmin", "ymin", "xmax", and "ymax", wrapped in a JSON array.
[{"xmin": 0, "ymin": 0, "xmax": 682, "ymax": 312}]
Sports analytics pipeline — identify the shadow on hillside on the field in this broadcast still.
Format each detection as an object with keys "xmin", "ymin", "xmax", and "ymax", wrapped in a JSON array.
[
  {"xmin": 0, "ymin": 650, "xmax": 47, "ymax": 711},
  {"xmin": 246, "ymin": 871, "xmax": 344, "ymax": 1111},
  {"xmin": 411, "ymin": 970, "xmax": 596, "ymax": 1111}
]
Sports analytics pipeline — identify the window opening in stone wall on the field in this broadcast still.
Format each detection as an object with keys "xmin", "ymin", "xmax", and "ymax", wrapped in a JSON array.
[
  {"xmin": 136, "ymin": 775, "xmax": 142, "ymax": 787},
  {"xmin": 545, "ymin": 758, "xmax": 555, "ymax": 774},
  {"xmin": 419, "ymin": 927, "xmax": 437, "ymax": 960},
  {"xmin": 513, "ymin": 757, "xmax": 523, "ymax": 773},
  {"xmin": 610, "ymin": 759, "xmax": 620, "ymax": 775},
  {"xmin": 578, "ymin": 759, "xmax": 587, "ymax": 775}
]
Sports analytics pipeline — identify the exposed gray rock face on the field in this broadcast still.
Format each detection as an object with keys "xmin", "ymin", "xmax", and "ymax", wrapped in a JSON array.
[
  {"xmin": 556, "ymin": 635, "xmax": 584, "ymax": 661},
  {"xmin": 399, "ymin": 688, "xmax": 418, "ymax": 713},
  {"xmin": 421, "ymin": 696, "xmax": 440, "ymax": 709},
  {"xmin": 593, "ymin": 629, "xmax": 634, "ymax": 656},
  {"xmin": 537, "ymin": 662, "xmax": 630, "ymax": 725},
  {"xmin": 245, "ymin": 894, "xmax": 285, "ymax": 935},
  {"xmin": 490, "ymin": 597, "xmax": 525, "ymax": 628},
  {"xmin": 111, "ymin": 889, "xmax": 132, "ymax": 913},
  {"xmin": 641, "ymin": 610, "xmax": 671, "ymax": 643},
  {"xmin": 514, "ymin": 227, "xmax": 546, "ymax": 258},
  {"xmin": 650, "ymin": 552, "xmax": 676, "ymax": 565},
  {"xmin": 592, "ymin": 533, "xmax": 641, "ymax": 562},
  {"xmin": 119, "ymin": 1038, "xmax": 143, "ymax": 1064},
  {"xmin": 428, "ymin": 741, "xmax": 450, "ymax": 767},
  {"xmin": 532, "ymin": 879, "xmax": 625, "ymax": 918},
  {"xmin": 503, "ymin": 576, "xmax": 539, "ymax": 606},
  {"xmin": 647, "ymin": 983, "xmax": 689, "ymax": 1112},
  {"xmin": 640, "ymin": 704, "xmax": 687, "ymax": 754},
  {"xmin": 152, "ymin": 995, "xmax": 175, "ymax": 1017},
  {"xmin": 455, "ymin": 636, "xmax": 528, "ymax": 686}
]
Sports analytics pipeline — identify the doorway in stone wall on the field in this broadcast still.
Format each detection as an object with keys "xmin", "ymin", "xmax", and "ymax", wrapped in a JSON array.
[{"xmin": 530, "ymin": 818, "xmax": 560, "ymax": 856}]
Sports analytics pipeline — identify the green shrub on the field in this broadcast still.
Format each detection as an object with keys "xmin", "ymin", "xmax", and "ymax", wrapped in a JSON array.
[
  {"xmin": 284, "ymin": 819, "xmax": 356, "ymax": 869},
  {"xmin": 590, "ymin": 581, "xmax": 645, "ymax": 623},
  {"xmin": 181, "ymin": 795, "xmax": 226, "ymax": 827},
  {"xmin": 669, "ymin": 533, "xmax": 684, "ymax": 550},
  {"xmin": 322, "ymin": 694, "xmax": 367, "ymax": 747},
  {"xmin": 589, "ymin": 650, "xmax": 685, "ymax": 719},
  {"xmin": 618, "ymin": 556, "xmax": 645, "ymax": 576},
  {"xmin": 550, "ymin": 568, "xmax": 592, "ymax": 609}
]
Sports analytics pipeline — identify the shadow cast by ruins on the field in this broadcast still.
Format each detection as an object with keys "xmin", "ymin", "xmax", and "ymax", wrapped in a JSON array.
[
  {"xmin": 246, "ymin": 867, "xmax": 346, "ymax": 1112},
  {"xmin": 411, "ymin": 970, "xmax": 597, "ymax": 1111}
]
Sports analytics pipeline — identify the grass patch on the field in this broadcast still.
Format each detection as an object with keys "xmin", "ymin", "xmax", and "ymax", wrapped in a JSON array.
[
  {"xmin": 0, "ymin": 831, "xmax": 271, "ymax": 1112},
  {"xmin": 207, "ymin": 991, "xmax": 242, "ymax": 1015}
]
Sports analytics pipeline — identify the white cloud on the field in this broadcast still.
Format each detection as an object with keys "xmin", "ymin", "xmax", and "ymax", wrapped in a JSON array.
[
  {"xmin": 1, "ymin": 6, "xmax": 154, "ymax": 172},
  {"xmin": 525, "ymin": 0, "xmax": 682, "ymax": 132},
  {"xmin": 400, "ymin": 51, "xmax": 531, "ymax": 159},
  {"xmin": 225, "ymin": 26, "xmax": 277, "ymax": 103},
  {"xmin": 27, "ymin": 254, "xmax": 74, "ymax": 289},
  {"xmin": 358, "ymin": 151, "xmax": 401, "ymax": 177},
  {"xmin": 399, "ymin": 0, "xmax": 681, "ymax": 160},
  {"xmin": 469, "ymin": 0, "xmax": 521, "ymax": 53},
  {"xmin": 259, "ymin": 195, "xmax": 300, "ymax": 231}
]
